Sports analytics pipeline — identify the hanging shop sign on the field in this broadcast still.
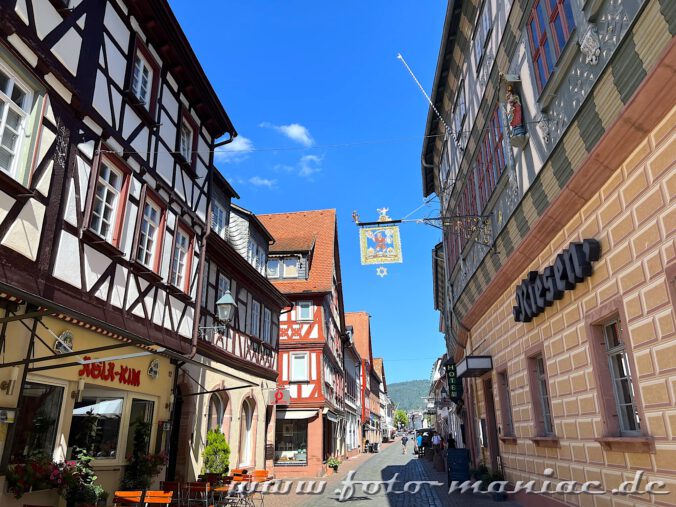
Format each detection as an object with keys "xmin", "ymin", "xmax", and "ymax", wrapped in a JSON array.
[
  {"xmin": 359, "ymin": 225, "xmax": 403, "ymax": 265},
  {"xmin": 269, "ymin": 387, "xmax": 290, "ymax": 405},
  {"xmin": 513, "ymin": 239, "xmax": 601, "ymax": 322},
  {"xmin": 445, "ymin": 362, "xmax": 463, "ymax": 403},
  {"xmin": 77, "ymin": 356, "xmax": 142, "ymax": 387}
]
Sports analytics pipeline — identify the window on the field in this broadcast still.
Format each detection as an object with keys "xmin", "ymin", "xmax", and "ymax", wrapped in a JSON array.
[
  {"xmin": 208, "ymin": 394, "xmax": 224, "ymax": 430},
  {"xmin": 125, "ymin": 399, "xmax": 154, "ymax": 457},
  {"xmin": 90, "ymin": 161, "xmax": 125, "ymax": 243},
  {"xmin": 131, "ymin": 51, "xmax": 153, "ymax": 107},
  {"xmin": 216, "ymin": 273, "xmax": 230, "ymax": 300},
  {"xmin": 179, "ymin": 117, "xmax": 193, "ymax": 162},
  {"xmin": 530, "ymin": 354, "xmax": 554, "ymax": 435},
  {"xmin": 297, "ymin": 301, "xmax": 312, "ymax": 321},
  {"xmin": 473, "ymin": 2, "xmax": 492, "ymax": 66},
  {"xmin": 267, "ymin": 258, "xmax": 280, "ymax": 278},
  {"xmin": 274, "ymin": 419, "xmax": 308, "ymax": 464},
  {"xmin": 452, "ymin": 83, "xmax": 466, "ymax": 143},
  {"xmin": 498, "ymin": 370, "xmax": 514, "ymax": 437},
  {"xmin": 603, "ymin": 320, "xmax": 641, "ymax": 434},
  {"xmin": 283, "ymin": 257, "xmax": 299, "ymax": 278},
  {"xmin": 527, "ymin": 0, "xmax": 576, "ymax": 91},
  {"xmin": 0, "ymin": 63, "xmax": 32, "ymax": 179},
  {"xmin": 251, "ymin": 300, "xmax": 261, "ymax": 337},
  {"xmin": 9, "ymin": 381, "xmax": 64, "ymax": 462},
  {"xmin": 212, "ymin": 203, "xmax": 227, "ymax": 238},
  {"xmin": 475, "ymin": 106, "xmax": 506, "ymax": 211},
  {"xmin": 238, "ymin": 399, "xmax": 255, "ymax": 466},
  {"xmin": 262, "ymin": 308, "xmax": 272, "ymax": 343},
  {"xmin": 170, "ymin": 227, "xmax": 191, "ymax": 290},
  {"xmin": 68, "ymin": 392, "xmax": 124, "ymax": 459},
  {"xmin": 258, "ymin": 249, "xmax": 266, "ymax": 274},
  {"xmin": 290, "ymin": 352, "xmax": 309, "ymax": 382},
  {"xmin": 136, "ymin": 196, "xmax": 163, "ymax": 270}
]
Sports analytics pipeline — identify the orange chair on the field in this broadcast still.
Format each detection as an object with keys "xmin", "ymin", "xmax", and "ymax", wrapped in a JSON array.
[
  {"xmin": 114, "ymin": 491, "xmax": 173, "ymax": 506},
  {"xmin": 143, "ymin": 492, "xmax": 173, "ymax": 505},
  {"xmin": 114, "ymin": 491, "xmax": 144, "ymax": 505}
]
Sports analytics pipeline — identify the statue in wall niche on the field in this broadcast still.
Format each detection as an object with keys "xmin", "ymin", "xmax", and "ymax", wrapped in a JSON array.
[{"xmin": 505, "ymin": 85, "xmax": 528, "ymax": 148}]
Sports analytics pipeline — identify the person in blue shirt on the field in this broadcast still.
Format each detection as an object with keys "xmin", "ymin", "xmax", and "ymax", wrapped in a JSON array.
[{"xmin": 415, "ymin": 434, "xmax": 423, "ymax": 457}]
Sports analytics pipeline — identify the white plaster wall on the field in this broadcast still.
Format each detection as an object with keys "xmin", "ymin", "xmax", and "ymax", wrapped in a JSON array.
[{"xmin": 52, "ymin": 230, "xmax": 82, "ymax": 288}]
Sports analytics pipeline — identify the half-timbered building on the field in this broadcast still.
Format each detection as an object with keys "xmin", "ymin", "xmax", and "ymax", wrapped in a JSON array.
[
  {"xmin": 172, "ymin": 173, "xmax": 288, "ymax": 480},
  {"xmin": 422, "ymin": 1, "xmax": 675, "ymax": 506},
  {"xmin": 0, "ymin": 0, "xmax": 234, "ymax": 503},
  {"xmin": 343, "ymin": 323, "xmax": 362, "ymax": 457},
  {"xmin": 258, "ymin": 209, "xmax": 347, "ymax": 477}
]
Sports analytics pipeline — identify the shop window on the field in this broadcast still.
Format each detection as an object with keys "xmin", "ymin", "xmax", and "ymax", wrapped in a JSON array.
[
  {"xmin": 207, "ymin": 394, "xmax": 224, "ymax": 430},
  {"xmin": 274, "ymin": 419, "xmax": 308, "ymax": 464},
  {"xmin": 124, "ymin": 399, "xmax": 154, "ymax": 457},
  {"xmin": 290, "ymin": 352, "xmax": 309, "ymax": 382},
  {"xmin": 170, "ymin": 226, "xmax": 192, "ymax": 292},
  {"xmin": 88, "ymin": 157, "xmax": 129, "ymax": 246},
  {"xmin": 135, "ymin": 192, "xmax": 165, "ymax": 272},
  {"xmin": 9, "ymin": 381, "xmax": 64, "ymax": 462},
  {"xmin": 527, "ymin": 353, "xmax": 555, "ymax": 436},
  {"xmin": 497, "ymin": 369, "xmax": 515, "ymax": 437},
  {"xmin": 68, "ymin": 392, "xmax": 124, "ymax": 459},
  {"xmin": 239, "ymin": 398, "xmax": 255, "ymax": 466},
  {"xmin": 297, "ymin": 301, "xmax": 313, "ymax": 321},
  {"xmin": 527, "ymin": 0, "xmax": 576, "ymax": 92}
]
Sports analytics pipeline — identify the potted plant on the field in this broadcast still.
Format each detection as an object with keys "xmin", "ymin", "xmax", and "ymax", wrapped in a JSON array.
[
  {"xmin": 326, "ymin": 457, "xmax": 341, "ymax": 473},
  {"xmin": 201, "ymin": 428, "xmax": 231, "ymax": 475},
  {"xmin": 295, "ymin": 445, "xmax": 307, "ymax": 462},
  {"xmin": 121, "ymin": 419, "xmax": 168, "ymax": 490},
  {"xmin": 93, "ymin": 485, "xmax": 108, "ymax": 507},
  {"xmin": 489, "ymin": 470, "xmax": 507, "ymax": 502}
]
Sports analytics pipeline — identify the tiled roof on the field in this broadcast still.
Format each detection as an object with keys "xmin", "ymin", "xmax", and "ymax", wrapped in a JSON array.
[
  {"xmin": 346, "ymin": 311, "xmax": 372, "ymax": 363},
  {"xmin": 258, "ymin": 209, "xmax": 336, "ymax": 294},
  {"xmin": 270, "ymin": 235, "xmax": 316, "ymax": 253},
  {"xmin": 373, "ymin": 357, "xmax": 386, "ymax": 391}
]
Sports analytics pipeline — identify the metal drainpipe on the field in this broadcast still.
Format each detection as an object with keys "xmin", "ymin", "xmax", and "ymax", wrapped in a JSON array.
[{"xmin": 188, "ymin": 132, "xmax": 235, "ymax": 359}]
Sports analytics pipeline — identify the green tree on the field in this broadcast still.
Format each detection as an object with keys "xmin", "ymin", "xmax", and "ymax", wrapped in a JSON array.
[
  {"xmin": 202, "ymin": 428, "xmax": 231, "ymax": 474},
  {"xmin": 394, "ymin": 409, "xmax": 409, "ymax": 430}
]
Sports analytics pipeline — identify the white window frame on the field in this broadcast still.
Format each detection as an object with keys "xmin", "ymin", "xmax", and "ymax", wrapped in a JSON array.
[
  {"xmin": 131, "ymin": 51, "xmax": 153, "ymax": 107},
  {"xmin": 258, "ymin": 249, "xmax": 266, "ymax": 274},
  {"xmin": 452, "ymin": 81, "xmax": 466, "ymax": 144},
  {"xmin": 211, "ymin": 203, "xmax": 227, "ymax": 238},
  {"xmin": 170, "ymin": 227, "xmax": 190, "ymax": 290},
  {"xmin": 290, "ymin": 352, "xmax": 309, "ymax": 382},
  {"xmin": 90, "ymin": 161, "xmax": 124, "ymax": 243},
  {"xmin": 297, "ymin": 301, "xmax": 313, "ymax": 321},
  {"xmin": 136, "ymin": 198, "xmax": 162, "ymax": 269},
  {"xmin": 266, "ymin": 258, "xmax": 280, "ymax": 278},
  {"xmin": 250, "ymin": 300, "xmax": 261, "ymax": 337},
  {"xmin": 179, "ymin": 117, "xmax": 193, "ymax": 161},
  {"xmin": 23, "ymin": 374, "xmax": 69, "ymax": 462},
  {"xmin": 0, "ymin": 60, "xmax": 33, "ymax": 179},
  {"xmin": 283, "ymin": 257, "xmax": 300, "ymax": 278}
]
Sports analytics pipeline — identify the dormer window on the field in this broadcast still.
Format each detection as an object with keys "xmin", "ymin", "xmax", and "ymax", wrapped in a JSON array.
[
  {"xmin": 266, "ymin": 258, "xmax": 280, "ymax": 278},
  {"xmin": 283, "ymin": 257, "xmax": 299, "ymax": 278}
]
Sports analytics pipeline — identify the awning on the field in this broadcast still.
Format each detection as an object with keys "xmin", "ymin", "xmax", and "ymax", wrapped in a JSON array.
[
  {"xmin": 73, "ymin": 399, "xmax": 123, "ymax": 417},
  {"xmin": 323, "ymin": 409, "xmax": 338, "ymax": 423},
  {"xmin": 276, "ymin": 409, "xmax": 317, "ymax": 420}
]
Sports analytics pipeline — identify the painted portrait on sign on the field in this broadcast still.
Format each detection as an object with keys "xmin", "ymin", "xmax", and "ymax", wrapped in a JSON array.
[{"xmin": 359, "ymin": 226, "xmax": 403, "ymax": 265}]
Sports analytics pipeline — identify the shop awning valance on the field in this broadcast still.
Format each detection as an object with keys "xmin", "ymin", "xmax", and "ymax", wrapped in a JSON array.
[
  {"xmin": 276, "ymin": 409, "xmax": 317, "ymax": 420},
  {"xmin": 323, "ymin": 409, "xmax": 338, "ymax": 423}
]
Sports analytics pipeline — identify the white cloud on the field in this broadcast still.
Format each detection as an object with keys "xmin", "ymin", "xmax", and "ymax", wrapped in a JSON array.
[
  {"xmin": 298, "ymin": 154, "xmax": 322, "ymax": 177},
  {"xmin": 214, "ymin": 135, "xmax": 254, "ymax": 163},
  {"xmin": 249, "ymin": 176, "xmax": 276, "ymax": 188},
  {"xmin": 260, "ymin": 122, "xmax": 314, "ymax": 147}
]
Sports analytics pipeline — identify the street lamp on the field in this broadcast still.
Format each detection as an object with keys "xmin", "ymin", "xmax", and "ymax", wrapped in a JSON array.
[{"xmin": 216, "ymin": 290, "xmax": 236, "ymax": 325}]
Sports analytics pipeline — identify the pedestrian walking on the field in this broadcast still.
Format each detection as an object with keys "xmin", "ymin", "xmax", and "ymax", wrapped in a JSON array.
[
  {"xmin": 415, "ymin": 433, "xmax": 423, "ymax": 458},
  {"xmin": 432, "ymin": 433, "xmax": 442, "ymax": 454},
  {"xmin": 401, "ymin": 434, "xmax": 408, "ymax": 454}
]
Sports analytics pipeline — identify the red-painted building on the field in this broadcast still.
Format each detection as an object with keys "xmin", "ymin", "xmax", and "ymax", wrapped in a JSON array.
[{"xmin": 258, "ymin": 210, "xmax": 346, "ymax": 477}]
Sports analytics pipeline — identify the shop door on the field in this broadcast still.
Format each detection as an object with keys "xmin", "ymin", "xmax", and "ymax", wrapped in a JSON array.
[
  {"xmin": 167, "ymin": 387, "xmax": 183, "ymax": 480},
  {"xmin": 483, "ymin": 378, "xmax": 500, "ymax": 472}
]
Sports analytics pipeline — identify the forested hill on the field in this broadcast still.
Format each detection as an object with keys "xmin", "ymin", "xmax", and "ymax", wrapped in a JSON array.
[{"xmin": 387, "ymin": 380, "xmax": 429, "ymax": 411}]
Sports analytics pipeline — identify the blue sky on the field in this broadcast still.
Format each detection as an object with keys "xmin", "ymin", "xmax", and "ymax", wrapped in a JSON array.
[{"xmin": 169, "ymin": 1, "xmax": 447, "ymax": 383}]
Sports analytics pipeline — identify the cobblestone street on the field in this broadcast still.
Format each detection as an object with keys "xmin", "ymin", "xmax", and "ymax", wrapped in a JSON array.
[{"xmin": 264, "ymin": 440, "xmax": 522, "ymax": 507}]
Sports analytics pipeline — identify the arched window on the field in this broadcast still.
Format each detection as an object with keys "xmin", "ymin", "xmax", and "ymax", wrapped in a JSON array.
[
  {"xmin": 239, "ymin": 398, "xmax": 255, "ymax": 466},
  {"xmin": 208, "ymin": 394, "xmax": 223, "ymax": 430}
]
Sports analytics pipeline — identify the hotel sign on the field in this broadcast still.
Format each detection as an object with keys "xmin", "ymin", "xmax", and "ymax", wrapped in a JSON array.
[
  {"xmin": 446, "ymin": 362, "xmax": 463, "ymax": 403},
  {"xmin": 513, "ymin": 239, "xmax": 601, "ymax": 322}
]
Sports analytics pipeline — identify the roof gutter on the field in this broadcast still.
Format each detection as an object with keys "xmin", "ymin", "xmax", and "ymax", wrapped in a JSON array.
[{"xmin": 190, "ymin": 133, "xmax": 235, "ymax": 359}]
